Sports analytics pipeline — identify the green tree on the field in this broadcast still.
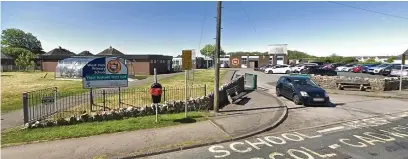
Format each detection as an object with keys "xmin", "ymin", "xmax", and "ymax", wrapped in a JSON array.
[
  {"xmin": 1, "ymin": 28, "xmax": 43, "ymax": 54},
  {"xmin": 386, "ymin": 56, "xmax": 397, "ymax": 63},
  {"xmin": 365, "ymin": 58, "xmax": 377, "ymax": 64},
  {"xmin": 1, "ymin": 47, "xmax": 32, "ymax": 59},
  {"xmin": 15, "ymin": 51, "xmax": 36, "ymax": 71},
  {"xmin": 287, "ymin": 50, "xmax": 314, "ymax": 59},
  {"xmin": 200, "ymin": 44, "xmax": 225, "ymax": 58}
]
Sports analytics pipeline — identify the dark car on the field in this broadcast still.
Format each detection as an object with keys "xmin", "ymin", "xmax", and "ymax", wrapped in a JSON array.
[
  {"xmin": 381, "ymin": 64, "xmax": 402, "ymax": 76},
  {"xmin": 276, "ymin": 76, "xmax": 330, "ymax": 106},
  {"xmin": 300, "ymin": 65, "xmax": 337, "ymax": 76}
]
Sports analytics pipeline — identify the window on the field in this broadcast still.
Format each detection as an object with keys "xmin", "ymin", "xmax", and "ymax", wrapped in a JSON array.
[
  {"xmin": 242, "ymin": 58, "xmax": 247, "ymax": 64},
  {"xmin": 151, "ymin": 60, "xmax": 153, "ymax": 63},
  {"xmin": 154, "ymin": 60, "xmax": 157, "ymax": 63}
]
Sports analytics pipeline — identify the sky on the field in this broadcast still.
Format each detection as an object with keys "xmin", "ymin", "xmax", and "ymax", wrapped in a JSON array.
[{"xmin": 1, "ymin": 1, "xmax": 408, "ymax": 57}]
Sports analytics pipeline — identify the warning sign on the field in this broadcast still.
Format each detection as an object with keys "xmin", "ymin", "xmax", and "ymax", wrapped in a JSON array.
[
  {"xmin": 182, "ymin": 50, "xmax": 192, "ymax": 70},
  {"xmin": 231, "ymin": 58, "xmax": 240, "ymax": 66}
]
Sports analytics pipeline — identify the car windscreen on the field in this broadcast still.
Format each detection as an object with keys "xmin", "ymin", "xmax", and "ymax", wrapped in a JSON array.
[{"xmin": 291, "ymin": 78, "xmax": 318, "ymax": 87}]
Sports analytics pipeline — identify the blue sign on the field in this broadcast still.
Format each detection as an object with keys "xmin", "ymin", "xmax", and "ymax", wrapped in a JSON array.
[{"xmin": 82, "ymin": 57, "xmax": 128, "ymax": 88}]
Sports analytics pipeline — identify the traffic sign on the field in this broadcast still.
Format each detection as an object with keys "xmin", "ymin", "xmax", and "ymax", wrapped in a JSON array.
[
  {"xmin": 182, "ymin": 50, "xmax": 192, "ymax": 70},
  {"xmin": 232, "ymin": 58, "xmax": 240, "ymax": 66}
]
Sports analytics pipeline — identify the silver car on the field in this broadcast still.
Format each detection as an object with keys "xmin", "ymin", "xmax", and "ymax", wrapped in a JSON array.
[{"xmin": 390, "ymin": 65, "xmax": 408, "ymax": 77}]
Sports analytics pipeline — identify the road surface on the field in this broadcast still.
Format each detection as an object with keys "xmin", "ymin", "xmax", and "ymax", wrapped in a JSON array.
[{"xmin": 147, "ymin": 112, "xmax": 408, "ymax": 159}]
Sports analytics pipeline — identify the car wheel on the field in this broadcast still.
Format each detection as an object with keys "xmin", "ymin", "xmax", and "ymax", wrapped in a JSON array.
[
  {"xmin": 285, "ymin": 70, "xmax": 290, "ymax": 74},
  {"xmin": 293, "ymin": 94, "xmax": 302, "ymax": 105},
  {"xmin": 268, "ymin": 70, "xmax": 273, "ymax": 74},
  {"xmin": 276, "ymin": 88, "xmax": 281, "ymax": 97}
]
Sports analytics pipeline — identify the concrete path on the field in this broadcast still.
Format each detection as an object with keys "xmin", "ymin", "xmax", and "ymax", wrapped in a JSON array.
[
  {"xmin": 1, "ymin": 72, "xmax": 184, "ymax": 131},
  {"xmin": 1, "ymin": 90, "xmax": 287, "ymax": 159}
]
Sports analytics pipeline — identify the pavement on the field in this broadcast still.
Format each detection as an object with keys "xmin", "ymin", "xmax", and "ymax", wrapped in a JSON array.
[
  {"xmin": 1, "ymin": 69, "xmax": 288, "ymax": 159},
  {"xmin": 1, "ymin": 72, "xmax": 185, "ymax": 131}
]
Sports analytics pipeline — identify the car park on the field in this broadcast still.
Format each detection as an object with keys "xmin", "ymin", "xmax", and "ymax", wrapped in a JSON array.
[
  {"xmin": 300, "ymin": 65, "xmax": 337, "ymax": 76},
  {"xmin": 276, "ymin": 76, "xmax": 330, "ymax": 106},
  {"xmin": 335, "ymin": 64, "xmax": 356, "ymax": 72},
  {"xmin": 367, "ymin": 63, "xmax": 390, "ymax": 75},
  {"xmin": 291, "ymin": 63, "xmax": 318, "ymax": 73},
  {"xmin": 390, "ymin": 65, "xmax": 408, "ymax": 77},
  {"xmin": 362, "ymin": 64, "xmax": 379, "ymax": 73},
  {"xmin": 380, "ymin": 64, "xmax": 402, "ymax": 76},
  {"xmin": 265, "ymin": 64, "xmax": 291, "ymax": 74}
]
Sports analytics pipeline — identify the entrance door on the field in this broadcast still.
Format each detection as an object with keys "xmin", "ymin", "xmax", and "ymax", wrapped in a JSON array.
[
  {"xmin": 249, "ymin": 62, "xmax": 255, "ymax": 68},
  {"xmin": 254, "ymin": 61, "xmax": 258, "ymax": 68}
]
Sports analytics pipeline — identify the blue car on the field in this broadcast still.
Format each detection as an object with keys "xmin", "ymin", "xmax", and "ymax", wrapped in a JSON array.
[{"xmin": 362, "ymin": 64, "xmax": 379, "ymax": 73}]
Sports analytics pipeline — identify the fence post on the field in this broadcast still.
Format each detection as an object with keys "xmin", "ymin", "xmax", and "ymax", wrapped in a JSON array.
[
  {"xmin": 90, "ymin": 88, "xmax": 93, "ymax": 111},
  {"xmin": 103, "ymin": 89, "xmax": 106, "ymax": 111},
  {"xmin": 53, "ymin": 87, "xmax": 57, "ymax": 114},
  {"xmin": 23, "ymin": 92, "xmax": 29, "ymax": 124},
  {"xmin": 163, "ymin": 87, "xmax": 166, "ymax": 102},
  {"xmin": 204, "ymin": 84, "xmax": 207, "ymax": 96},
  {"xmin": 118, "ymin": 87, "xmax": 121, "ymax": 108}
]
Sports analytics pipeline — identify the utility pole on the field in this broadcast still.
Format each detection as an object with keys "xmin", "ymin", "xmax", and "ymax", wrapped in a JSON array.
[{"xmin": 214, "ymin": 1, "xmax": 222, "ymax": 112}]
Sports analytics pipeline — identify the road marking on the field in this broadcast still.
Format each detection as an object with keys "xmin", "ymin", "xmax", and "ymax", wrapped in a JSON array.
[
  {"xmin": 328, "ymin": 144, "xmax": 341, "ymax": 149},
  {"xmin": 316, "ymin": 126, "xmax": 345, "ymax": 133}
]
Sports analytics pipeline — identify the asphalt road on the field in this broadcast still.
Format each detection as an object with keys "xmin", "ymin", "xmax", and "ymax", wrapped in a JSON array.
[{"xmin": 147, "ymin": 112, "xmax": 408, "ymax": 159}]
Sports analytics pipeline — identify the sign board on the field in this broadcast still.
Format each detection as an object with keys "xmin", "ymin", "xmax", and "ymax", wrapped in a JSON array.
[
  {"xmin": 182, "ymin": 50, "xmax": 192, "ymax": 70},
  {"xmin": 231, "ymin": 58, "xmax": 240, "ymax": 66},
  {"xmin": 82, "ymin": 57, "xmax": 128, "ymax": 88},
  {"xmin": 41, "ymin": 96, "xmax": 55, "ymax": 104}
]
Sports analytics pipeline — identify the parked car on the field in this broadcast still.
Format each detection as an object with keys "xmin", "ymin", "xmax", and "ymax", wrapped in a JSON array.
[
  {"xmin": 362, "ymin": 64, "xmax": 379, "ymax": 73},
  {"xmin": 220, "ymin": 63, "xmax": 229, "ymax": 68},
  {"xmin": 389, "ymin": 65, "xmax": 408, "ymax": 77},
  {"xmin": 309, "ymin": 61, "xmax": 325, "ymax": 66},
  {"xmin": 275, "ymin": 76, "xmax": 330, "ymax": 106},
  {"xmin": 367, "ymin": 64, "xmax": 390, "ymax": 75},
  {"xmin": 352, "ymin": 65, "xmax": 363, "ymax": 73},
  {"xmin": 257, "ymin": 64, "xmax": 274, "ymax": 72},
  {"xmin": 265, "ymin": 64, "xmax": 291, "ymax": 74},
  {"xmin": 291, "ymin": 63, "xmax": 318, "ymax": 73},
  {"xmin": 300, "ymin": 65, "xmax": 337, "ymax": 76},
  {"xmin": 335, "ymin": 64, "xmax": 355, "ymax": 72},
  {"xmin": 381, "ymin": 64, "xmax": 402, "ymax": 76}
]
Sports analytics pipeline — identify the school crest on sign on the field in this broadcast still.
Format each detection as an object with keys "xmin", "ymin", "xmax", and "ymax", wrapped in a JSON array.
[
  {"xmin": 232, "ymin": 58, "xmax": 240, "ymax": 66},
  {"xmin": 107, "ymin": 60, "xmax": 121, "ymax": 74}
]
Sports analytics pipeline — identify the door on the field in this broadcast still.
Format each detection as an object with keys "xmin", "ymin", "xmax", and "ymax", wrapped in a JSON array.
[
  {"xmin": 254, "ymin": 61, "xmax": 259, "ymax": 68},
  {"xmin": 250, "ymin": 62, "xmax": 255, "ymax": 68},
  {"xmin": 282, "ymin": 78, "xmax": 293, "ymax": 98}
]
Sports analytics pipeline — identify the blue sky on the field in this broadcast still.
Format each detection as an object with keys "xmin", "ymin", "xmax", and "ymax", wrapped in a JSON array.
[{"xmin": 2, "ymin": 1, "xmax": 408, "ymax": 57}]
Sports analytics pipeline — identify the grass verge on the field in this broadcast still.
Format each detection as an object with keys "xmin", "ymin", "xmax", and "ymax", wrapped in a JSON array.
[
  {"xmin": 1, "ymin": 111, "xmax": 209, "ymax": 147},
  {"xmin": 1, "ymin": 72, "xmax": 86, "ymax": 113}
]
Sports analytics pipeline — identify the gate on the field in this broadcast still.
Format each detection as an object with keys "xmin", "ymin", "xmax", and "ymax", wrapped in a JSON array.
[{"xmin": 23, "ymin": 87, "xmax": 58, "ymax": 123}]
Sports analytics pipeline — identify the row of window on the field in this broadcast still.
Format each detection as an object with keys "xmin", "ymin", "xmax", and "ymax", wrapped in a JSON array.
[{"xmin": 151, "ymin": 60, "xmax": 170, "ymax": 64}]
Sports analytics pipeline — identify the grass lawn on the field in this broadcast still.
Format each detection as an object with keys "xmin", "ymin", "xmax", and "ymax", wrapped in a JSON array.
[
  {"xmin": 1, "ymin": 72, "xmax": 87, "ymax": 113},
  {"xmin": 1, "ymin": 111, "xmax": 209, "ymax": 147}
]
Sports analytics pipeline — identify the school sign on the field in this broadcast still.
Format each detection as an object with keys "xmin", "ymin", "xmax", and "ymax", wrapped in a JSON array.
[{"xmin": 82, "ymin": 57, "xmax": 128, "ymax": 88}]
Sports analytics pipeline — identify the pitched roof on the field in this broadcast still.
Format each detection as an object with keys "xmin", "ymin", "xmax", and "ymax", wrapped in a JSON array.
[
  {"xmin": 1, "ymin": 52, "xmax": 13, "ymax": 59},
  {"xmin": 43, "ymin": 46, "xmax": 76, "ymax": 56},
  {"xmin": 78, "ymin": 51, "xmax": 93, "ymax": 56},
  {"xmin": 403, "ymin": 49, "xmax": 408, "ymax": 55},
  {"xmin": 97, "ymin": 46, "xmax": 125, "ymax": 56}
]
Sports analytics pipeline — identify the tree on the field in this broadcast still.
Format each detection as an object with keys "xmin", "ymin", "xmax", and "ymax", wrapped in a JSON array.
[
  {"xmin": 365, "ymin": 58, "xmax": 377, "ymax": 64},
  {"xmin": 1, "ymin": 28, "xmax": 43, "ymax": 54},
  {"xmin": 1, "ymin": 47, "xmax": 32, "ymax": 59},
  {"xmin": 15, "ymin": 51, "xmax": 36, "ymax": 71},
  {"xmin": 386, "ymin": 56, "xmax": 397, "ymax": 63},
  {"xmin": 200, "ymin": 44, "xmax": 225, "ymax": 58},
  {"xmin": 287, "ymin": 50, "xmax": 314, "ymax": 59}
]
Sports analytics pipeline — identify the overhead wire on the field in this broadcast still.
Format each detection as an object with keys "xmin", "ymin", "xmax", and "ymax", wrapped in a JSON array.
[
  {"xmin": 240, "ymin": 1, "xmax": 257, "ymax": 33},
  {"xmin": 328, "ymin": 1, "xmax": 408, "ymax": 20}
]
